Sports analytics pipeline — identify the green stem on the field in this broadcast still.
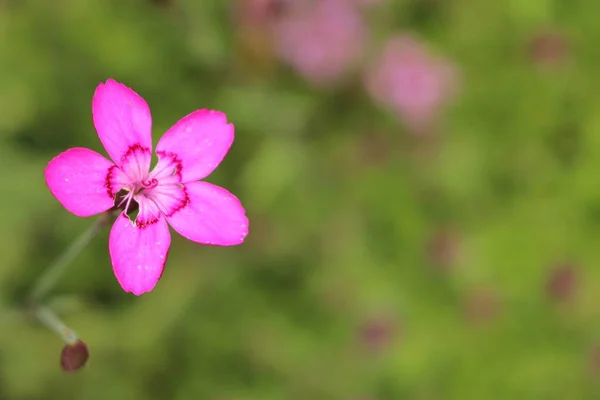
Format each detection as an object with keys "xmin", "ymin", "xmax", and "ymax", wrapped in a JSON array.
[
  {"xmin": 35, "ymin": 306, "xmax": 78, "ymax": 344},
  {"xmin": 27, "ymin": 217, "xmax": 104, "ymax": 303}
]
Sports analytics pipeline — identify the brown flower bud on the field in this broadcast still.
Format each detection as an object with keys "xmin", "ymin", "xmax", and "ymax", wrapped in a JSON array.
[
  {"xmin": 529, "ymin": 29, "xmax": 569, "ymax": 68},
  {"xmin": 427, "ymin": 228, "xmax": 461, "ymax": 272},
  {"xmin": 588, "ymin": 343, "xmax": 600, "ymax": 378},
  {"xmin": 546, "ymin": 262, "xmax": 578, "ymax": 302},
  {"xmin": 60, "ymin": 340, "xmax": 89, "ymax": 373},
  {"xmin": 359, "ymin": 314, "xmax": 400, "ymax": 354}
]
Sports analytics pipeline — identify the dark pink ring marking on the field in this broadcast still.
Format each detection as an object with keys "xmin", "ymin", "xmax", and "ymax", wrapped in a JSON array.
[{"xmin": 141, "ymin": 178, "xmax": 158, "ymax": 189}]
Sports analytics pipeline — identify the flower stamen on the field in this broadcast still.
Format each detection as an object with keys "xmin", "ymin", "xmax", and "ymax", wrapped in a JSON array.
[
  {"xmin": 123, "ymin": 191, "xmax": 135, "ymax": 216},
  {"xmin": 141, "ymin": 178, "xmax": 158, "ymax": 189},
  {"xmin": 116, "ymin": 190, "xmax": 130, "ymax": 209}
]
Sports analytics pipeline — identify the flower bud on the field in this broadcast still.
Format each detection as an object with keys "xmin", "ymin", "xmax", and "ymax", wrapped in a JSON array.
[
  {"xmin": 359, "ymin": 314, "xmax": 399, "ymax": 354},
  {"xmin": 60, "ymin": 340, "xmax": 89, "ymax": 373},
  {"xmin": 529, "ymin": 29, "xmax": 569, "ymax": 68},
  {"xmin": 546, "ymin": 262, "xmax": 578, "ymax": 302},
  {"xmin": 427, "ymin": 227, "xmax": 461, "ymax": 272}
]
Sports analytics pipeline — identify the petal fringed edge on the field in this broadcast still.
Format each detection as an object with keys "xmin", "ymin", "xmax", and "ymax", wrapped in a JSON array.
[
  {"xmin": 155, "ymin": 110, "xmax": 234, "ymax": 183},
  {"xmin": 165, "ymin": 181, "xmax": 248, "ymax": 246}
]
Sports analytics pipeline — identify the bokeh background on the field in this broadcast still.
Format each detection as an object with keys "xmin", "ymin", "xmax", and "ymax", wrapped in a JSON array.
[{"xmin": 1, "ymin": 0, "xmax": 599, "ymax": 398}]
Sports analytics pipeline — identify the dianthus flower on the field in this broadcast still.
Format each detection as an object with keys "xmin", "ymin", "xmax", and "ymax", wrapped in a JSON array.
[{"xmin": 45, "ymin": 79, "xmax": 249, "ymax": 295}]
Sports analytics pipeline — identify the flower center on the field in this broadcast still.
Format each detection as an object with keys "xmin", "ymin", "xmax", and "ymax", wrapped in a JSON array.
[
  {"xmin": 134, "ymin": 178, "xmax": 159, "ymax": 195},
  {"xmin": 112, "ymin": 177, "xmax": 160, "ymax": 222}
]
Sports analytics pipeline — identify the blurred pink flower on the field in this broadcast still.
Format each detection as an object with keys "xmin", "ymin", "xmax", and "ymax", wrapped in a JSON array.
[
  {"xmin": 353, "ymin": 0, "xmax": 386, "ymax": 7},
  {"xmin": 45, "ymin": 79, "xmax": 249, "ymax": 295},
  {"xmin": 546, "ymin": 261, "xmax": 578, "ymax": 302},
  {"xmin": 427, "ymin": 227, "xmax": 461, "ymax": 272},
  {"xmin": 273, "ymin": 0, "xmax": 367, "ymax": 85},
  {"xmin": 360, "ymin": 313, "xmax": 399, "ymax": 353},
  {"xmin": 234, "ymin": 0, "xmax": 285, "ymax": 26},
  {"xmin": 528, "ymin": 29, "xmax": 569, "ymax": 68},
  {"xmin": 366, "ymin": 35, "xmax": 459, "ymax": 133},
  {"xmin": 231, "ymin": 0, "xmax": 283, "ymax": 74}
]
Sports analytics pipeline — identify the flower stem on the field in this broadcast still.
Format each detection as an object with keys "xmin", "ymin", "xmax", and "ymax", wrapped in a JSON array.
[
  {"xmin": 27, "ymin": 217, "xmax": 106, "ymax": 303},
  {"xmin": 35, "ymin": 306, "xmax": 79, "ymax": 344}
]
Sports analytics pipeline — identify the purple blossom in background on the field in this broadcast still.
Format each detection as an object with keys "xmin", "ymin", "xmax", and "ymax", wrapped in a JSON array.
[
  {"xmin": 427, "ymin": 227, "xmax": 461, "ymax": 272},
  {"xmin": 360, "ymin": 313, "xmax": 399, "ymax": 354},
  {"xmin": 546, "ymin": 262, "xmax": 578, "ymax": 302},
  {"xmin": 45, "ymin": 79, "xmax": 249, "ymax": 295},
  {"xmin": 236, "ymin": 0, "xmax": 284, "ymax": 24},
  {"xmin": 528, "ymin": 29, "xmax": 569, "ymax": 69},
  {"xmin": 272, "ymin": 0, "xmax": 368, "ymax": 86},
  {"xmin": 232, "ymin": 0, "xmax": 282, "ymax": 74},
  {"xmin": 353, "ymin": 0, "xmax": 386, "ymax": 7},
  {"xmin": 366, "ymin": 35, "xmax": 459, "ymax": 134}
]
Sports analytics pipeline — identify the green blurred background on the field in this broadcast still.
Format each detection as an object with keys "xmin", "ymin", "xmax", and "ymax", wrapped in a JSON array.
[{"xmin": 1, "ymin": 0, "xmax": 599, "ymax": 398}]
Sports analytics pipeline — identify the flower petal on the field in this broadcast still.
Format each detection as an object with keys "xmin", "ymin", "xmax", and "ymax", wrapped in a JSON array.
[
  {"xmin": 144, "ymin": 183, "xmax": 189, "ymax": 217},
  {"xmin": 92, "ymin": 79, "xmax": 153, "ymax": 170},
  {"xmin": 165, "ymin": 181, "xmax": 248, "ymax": 246},
  {"xmin": 155, "ymin": 110, "xmax": 234, "ymax": 183},
  {"xmin": 109, "ymin": 211, "xmax": 171, "ymax": 296},
  {"xmin": 119, "ymin": 144, "xmax": 152, "ymax": 183},
  {"xmin": 45, "ymin": 148, "xmax": 116, "ymax": 217}
]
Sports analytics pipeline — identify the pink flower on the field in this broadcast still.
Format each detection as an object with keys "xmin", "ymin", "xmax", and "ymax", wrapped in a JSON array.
[
  {"xmin": 353, "ymin": 0, "xmax": 386, "ymax": 7},
  {"xmin": 272, "ymin": 0, "xmax": 367, "ymax": 86},
  {"xmin": 366, "ymin": 35, "xmax": 459, "ymax": 133},
  {"xmin": 45, "ymin": 79, "xmax": 249, "ymax": 295},
  {"xmin": 234, "ymin": 0, "xmax": 284, "ymax": 26}
]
